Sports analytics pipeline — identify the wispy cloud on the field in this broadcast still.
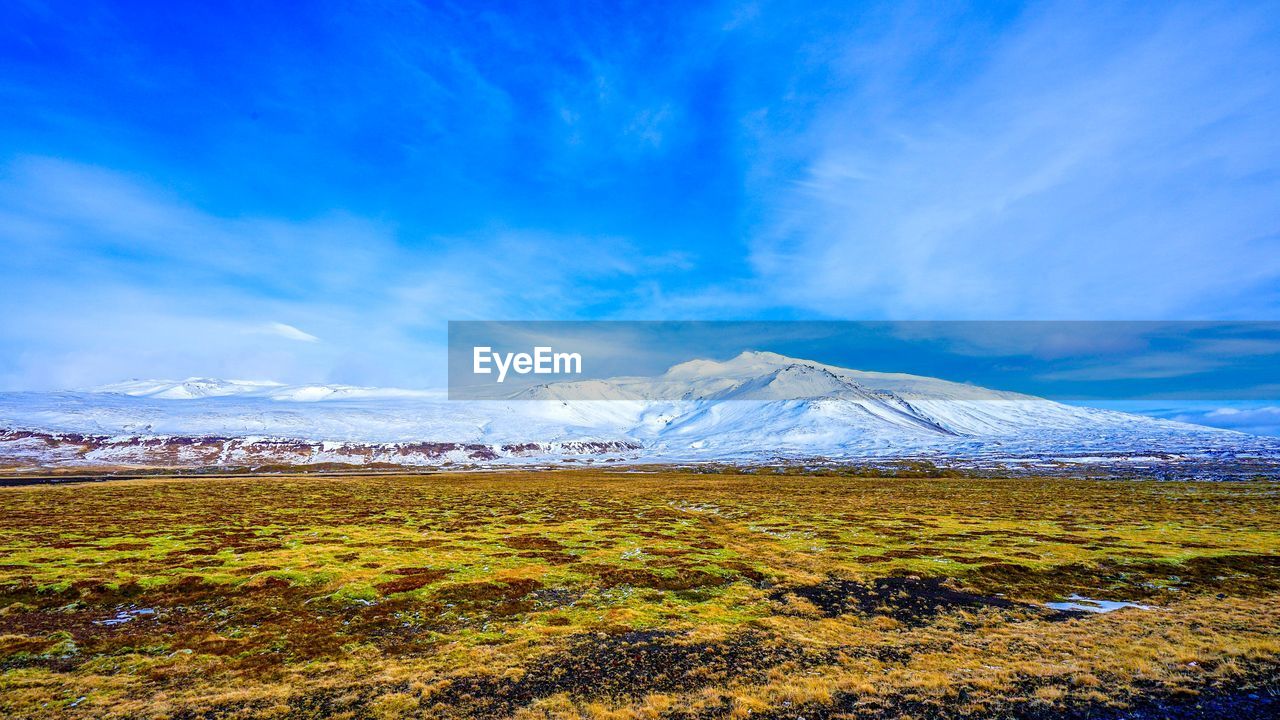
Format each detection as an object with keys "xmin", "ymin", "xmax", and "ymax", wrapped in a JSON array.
[
  {"xmin": 1037, "ymin": 353, "xmax": 1223, "ymax": 382},
  {"xmin": 740, "ymin": 1, "xmax": 1280, "ymax": 319},
  {"xmin": 0, "ymin": 157, "xmax": 693, "ymax": 389},
  {"xmin": 255, "ymin": 322, "xmax": 319, "ymax": 343}
]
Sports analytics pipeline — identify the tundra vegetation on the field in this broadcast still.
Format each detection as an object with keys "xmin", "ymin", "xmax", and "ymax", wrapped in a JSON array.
[{"xmin": 0, "ymin": 470, "xmax": 1277, "ymax": 719}]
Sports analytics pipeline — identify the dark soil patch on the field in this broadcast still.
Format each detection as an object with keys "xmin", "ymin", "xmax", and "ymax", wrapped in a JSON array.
[
  {"xmin": 771, "ymin": 576, "xmax": 1036, "ymax": 624},
  {"xmin": 428, "ymin": 630, "xmax": 832, "ymax": 718},
  {"xmin": 375, "ymin": 569, "xmax": 452, "ymax": 594},
  {"xmin": 386, "ymin": 565, "xmax": 450, "ymax": 576},
  {"xmin": 432, "ymin": 578, "xmax": 543, "ymax": 614},
  {"xmin": 721, "ymin": 561, "xmax": 769, "ymax": 584},
  {"xmin": 504, "ymin": 535, "xmax": 565, "ymax": 551}
]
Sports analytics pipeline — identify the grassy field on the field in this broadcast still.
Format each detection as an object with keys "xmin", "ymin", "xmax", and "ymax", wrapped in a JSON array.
[{"xmin": 1, "ymin": 470, "xmax": 1278, "ymax": 719}]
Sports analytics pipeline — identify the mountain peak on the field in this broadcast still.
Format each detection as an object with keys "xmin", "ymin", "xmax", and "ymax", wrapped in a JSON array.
[
  {"xmin": 733, "ymin": 350, "xmax": 796, "ymax": 363},
  {"xmin": 663, "ymin": 350, "xmax": 820, "ymax": 380}
]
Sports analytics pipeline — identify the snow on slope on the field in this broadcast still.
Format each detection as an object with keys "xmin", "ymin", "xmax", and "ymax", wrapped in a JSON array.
[
  {"xmin": 95, "ymin": 378, "xmax": 442, "ymax": 402},
  {"xmin": 3, "ymin": 351, "xmax": 1278, "ymax": 469}
]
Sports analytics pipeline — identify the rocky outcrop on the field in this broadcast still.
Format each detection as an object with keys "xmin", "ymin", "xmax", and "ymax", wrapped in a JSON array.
[{"xmin": 0, "ymin": 429, "xmax": 642, "ymax": 471}]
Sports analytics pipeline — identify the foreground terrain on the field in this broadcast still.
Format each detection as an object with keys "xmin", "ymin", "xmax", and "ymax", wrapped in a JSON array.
[{"xmin": 1, "ymin": 471, "xmax": 1278, "ymax": 719}]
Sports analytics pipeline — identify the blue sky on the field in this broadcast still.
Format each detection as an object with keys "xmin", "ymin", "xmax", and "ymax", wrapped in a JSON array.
[{"xmin": 3, "ymin": 1, "xmax": 1280, "ymax": 422}]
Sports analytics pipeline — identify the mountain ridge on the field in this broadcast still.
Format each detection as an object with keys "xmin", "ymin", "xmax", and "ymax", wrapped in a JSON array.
[{"xmin": 4, "ymin": 351, "xmax": 1276, "ymax": 471}]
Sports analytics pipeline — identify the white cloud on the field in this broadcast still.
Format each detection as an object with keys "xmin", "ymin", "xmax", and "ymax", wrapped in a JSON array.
[
  {"xmin": 1174, "ymin": 405, "xmax": 1280, "ymax": 436},
  {"xmin": 0, "ymin": 157, "xmax": 689, "ymax": 390},
  {"xmin": 742, "ymin": 2, "xmax": 1280, "ymax": 320},
  {"xmin": 256, "ymin": 322, "xmax": 320, "ymax": 343}
]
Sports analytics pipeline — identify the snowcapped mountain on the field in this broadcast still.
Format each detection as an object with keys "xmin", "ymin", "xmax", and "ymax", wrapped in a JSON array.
[{"xmin": 2, "ymin": 351, "xmax": 1277, "ymax": 471}]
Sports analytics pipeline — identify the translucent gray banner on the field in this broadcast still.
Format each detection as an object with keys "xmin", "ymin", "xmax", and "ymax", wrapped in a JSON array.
[{"xmin": 447, "ymin": 321, "xmax": 1280, "ymax": 402}]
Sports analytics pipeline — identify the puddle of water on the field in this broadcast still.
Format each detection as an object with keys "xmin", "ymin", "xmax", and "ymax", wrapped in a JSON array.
[
  {"xmin": 95, "ymin": 607, "xmax": 156, "ymax": 626},
  {"xmin": 1045, "ymin": 594, "xmax": 1151, "ymax": 613}
]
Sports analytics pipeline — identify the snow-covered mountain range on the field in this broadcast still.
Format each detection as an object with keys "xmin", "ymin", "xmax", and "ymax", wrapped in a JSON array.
[{"xmin": 2, "ymin": 351, "xmax": 1278, "ymax": 471}]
